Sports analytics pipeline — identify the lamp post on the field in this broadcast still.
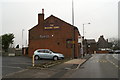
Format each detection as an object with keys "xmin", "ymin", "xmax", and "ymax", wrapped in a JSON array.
[
  {"xmin": 81, "ymin": 23, "xmax": 90, "ymax": 58},
  {"xmin": 72, "ymin": 0, "xmax": 75, "ymax": 58},
  {"xmin": 83, "ymin": 23, "xmax": 90, "ymax": 37},
  {"xmin": 22, "ymin": 29, "xmax": 24, "ymax": 48}
]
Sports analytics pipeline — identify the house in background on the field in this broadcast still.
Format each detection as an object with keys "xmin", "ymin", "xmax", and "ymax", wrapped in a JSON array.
[
  {"xmin": 83, "ymin": 35, "xmax": 113, "ymax": 54},
  {"xmin": 84, "ymin": 39, "xmax": 97, "ymax": 54},
  {"xmin": 28, "ymin": 9, "xmax": 81, "ymax": 58},
  {"xmin": 97, "ymin": 35, "xmax": 112, "ymax": 51}
]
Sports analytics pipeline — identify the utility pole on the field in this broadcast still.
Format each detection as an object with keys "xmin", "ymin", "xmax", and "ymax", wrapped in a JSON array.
[
  {"xmin": 81, "ymin": 36, "xmax": 84, "ymax": 58},
  {"xmin": 83, "ymin": 24, "xmax": 84, "ymax": 36},
  {"xmin": 22, "ymin": 29, "xmax": 24, "ymax": 48},
  {"xmin": 72, "ymin": 0, "xmax": 75, "ymax": 58},
  {"xmin": 72, "ymin": 0, "xmax": 74, "ymax": 25},
  {"xmin": 83, "ymin": 23, "xmax": 90, "ymax": 37},
  {"xmin": 82, "ymin": 23, "xmax": 90, "ymax": 57}
]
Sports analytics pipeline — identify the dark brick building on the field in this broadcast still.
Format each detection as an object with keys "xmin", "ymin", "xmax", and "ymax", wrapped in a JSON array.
[
  {"xmin": 84, "ymin": 39, "xmax": 97, "ymax": 54},
  {"xmin": 28, "ymin": 10, "xmax": 81, "ymax": 58},
  {"xmin": 97, "ymin": 35, "xmax": 112, "ymax": 50}
]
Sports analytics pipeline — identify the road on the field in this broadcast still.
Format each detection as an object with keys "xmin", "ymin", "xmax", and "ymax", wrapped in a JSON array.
[
  {"xmin": 69, "ymin": 54, "xmax": 119, "ymax": 78},
  {"xmin": 1, "ymin": 54, "xmax": 119, "ymax": 79},
  {"xmin": 2, "ymin": 56, "xmax": 32, "ymax": 77}
]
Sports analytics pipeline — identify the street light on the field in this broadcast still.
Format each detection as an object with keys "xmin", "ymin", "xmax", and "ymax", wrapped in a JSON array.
[
  {"xmin": 81, "ymin": 23, "xmax": 90, "ymax": 58},
  {"xmin": 72, "ymin": 0, "xmax": 75, "ymax": 58},
  {"xmin": 22, "ymin": 29, "xmax": 24, "ymax": 48},
  {"xmin": 83, "ymin": 23, "xmax": 90, "ymax": 37}
]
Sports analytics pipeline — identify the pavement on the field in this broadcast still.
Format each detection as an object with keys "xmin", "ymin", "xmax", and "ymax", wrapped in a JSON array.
[{"xmin": 3, "ymin": 54, "xmax": 92, "ymax": 78}]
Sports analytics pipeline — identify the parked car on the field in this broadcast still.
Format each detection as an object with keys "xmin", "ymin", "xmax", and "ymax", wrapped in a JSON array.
[
  {"xmin": 114, "ymin": 50, "xmax": 120, "ymax": 54},
  {"xmin": 34, "ymin": 49, "xmax": 64, "ymax": 60}
]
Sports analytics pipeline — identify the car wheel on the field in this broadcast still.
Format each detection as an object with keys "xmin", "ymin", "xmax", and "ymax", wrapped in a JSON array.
[
  {"xmin": 34, "ymin": 55, "xmax": 39, "ymax": 60},
  {"xmin": 53, "ymin": 56, "xmax": 58, "ymax": 61}
]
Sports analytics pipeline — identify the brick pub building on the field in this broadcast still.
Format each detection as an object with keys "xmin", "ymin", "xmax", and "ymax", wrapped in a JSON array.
[{"xmin": 28, "ymin": 9, "xmax": 81, "ymax": 58}]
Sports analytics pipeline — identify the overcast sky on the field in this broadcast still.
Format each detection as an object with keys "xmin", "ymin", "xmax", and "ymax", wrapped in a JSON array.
[{"xmin": 1, "ymin": 0, "xmax": 119, "ymax": 47}]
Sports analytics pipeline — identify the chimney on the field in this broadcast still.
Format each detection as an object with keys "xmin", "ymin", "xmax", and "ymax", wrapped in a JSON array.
[
  {"xmin": 100, "ymin": 35, "xmax": 103, "ymax": 38},
  {"xmin": 38, "ymin": 9, "xmax": 44, "ymax": 25},
  {"xmin": 106, "ymin": 39, "xmax": 108, "ymax": 42},
  {"xmin": 42, "ymin": 9, "xmax": 44, "ymax": 14}
]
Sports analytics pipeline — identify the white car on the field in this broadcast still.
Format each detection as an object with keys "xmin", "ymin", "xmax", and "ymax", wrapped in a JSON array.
[{"xmin": 34, "ymin": 49, "xmax": 64, "ymax": 60}]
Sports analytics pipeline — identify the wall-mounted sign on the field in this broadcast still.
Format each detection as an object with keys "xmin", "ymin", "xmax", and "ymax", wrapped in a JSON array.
[
  {"xmin": 44, "ymin": 26, "xmax": 60, "ymax": 30},
  {"xmin": 44, "ymin": 24, "xmax": 60, "ymax": 30}
]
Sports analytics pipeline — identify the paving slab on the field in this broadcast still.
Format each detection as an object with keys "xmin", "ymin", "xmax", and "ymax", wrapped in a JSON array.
[{"xmin": 64, "ymin": 59, "xmax": 86, "ymax": 64}]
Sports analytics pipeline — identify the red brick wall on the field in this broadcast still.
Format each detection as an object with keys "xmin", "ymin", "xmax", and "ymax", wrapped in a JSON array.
[
  {"xmin": 74, "ymin": 29, "xmax": 80, "ymax": 58},
  {"xmin": 28, "ymin": 15, "xmax": 80, "ymax": 58}
]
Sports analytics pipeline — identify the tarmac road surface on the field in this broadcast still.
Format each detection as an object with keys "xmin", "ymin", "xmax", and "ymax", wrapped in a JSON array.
[
  {"xmin": 69, "ymin": 54, "xmax": 119, "ymax": 78},
  {"xmin": 2, "ymin": 56, "xmax": 54, "ymax": 77}
]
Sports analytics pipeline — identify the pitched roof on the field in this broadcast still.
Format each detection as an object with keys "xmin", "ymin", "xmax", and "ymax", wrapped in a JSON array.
[
  {"xmin": 85, "ymin": 39, "xmax": 96, "ymax": 44},
  {"xmin": 29, "ymin": 14, "xmax": 81, "ymax": 36},
  {"xmin": 46, "ymin": 15, "xmax": 75, "ymax": 27},
  {"xmin": 97, "ymin": 35, "xmax": 108, "ymax": 43}
]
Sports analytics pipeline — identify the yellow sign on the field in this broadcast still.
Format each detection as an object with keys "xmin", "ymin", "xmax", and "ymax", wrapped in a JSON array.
[
  {"xmin": 44, "ymin": 27, "xmax": 53, "ymax": 29},
  {"xmin": 44, "ymin": 26, "xmax": 60, "ymax": 30},
  {"xmin": 72, "ymin": 41, "xmax": 75, "ymax": 44}
]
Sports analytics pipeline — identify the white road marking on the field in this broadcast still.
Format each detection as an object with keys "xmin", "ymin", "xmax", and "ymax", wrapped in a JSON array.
[
  {"xmin": 112, "ymin": 54, "xmax": 119, "ymax": 60},
  {"xmin": 2, "ymin": 66, "xmax": 22, "ymax": 69},
  {"xmin": 4, "ymin": 69, "xmax": 28, "ymax": 77}
]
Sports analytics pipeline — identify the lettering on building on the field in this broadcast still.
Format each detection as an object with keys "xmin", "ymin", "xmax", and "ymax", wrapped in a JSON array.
[
  {"xmin": 39, "ymin": 35, "xmax": 50, "ymax": 38},
  {"xmin": 44, "ymin": 23, "xmax": 60, "ymax": 30}
]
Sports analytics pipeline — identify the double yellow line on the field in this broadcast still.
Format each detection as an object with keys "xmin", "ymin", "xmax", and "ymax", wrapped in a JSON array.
[{"xmin": 91, "ymin": 60, "xmax": 108, "ymax": 63}]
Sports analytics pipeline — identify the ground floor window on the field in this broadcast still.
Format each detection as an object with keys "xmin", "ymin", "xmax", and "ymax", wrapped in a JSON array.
[{"xmin": 66, "ymin": 39, "xmax": 73, "ymax": 48}]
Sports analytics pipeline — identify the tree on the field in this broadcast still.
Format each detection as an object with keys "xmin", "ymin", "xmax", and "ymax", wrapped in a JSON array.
[
  {"xmin": 108, "ymin": 38, "xmax": 120, "ymax": 50},
  {"xmin": 2, "ymin": 33, "xmax": 15, "ymax": 52},
  {"xmin": 16, "ymin": 44, "xmax": 19, "ymax": 48}
]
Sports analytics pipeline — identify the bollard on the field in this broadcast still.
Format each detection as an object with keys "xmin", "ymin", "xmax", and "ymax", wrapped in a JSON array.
[
  {"xmin": 94, "ymin": 51, "xmax": 96, "ymax": 54},
  {"xmin": 32, "ymin": 55, "xmax": 35, "ymax": 67}
]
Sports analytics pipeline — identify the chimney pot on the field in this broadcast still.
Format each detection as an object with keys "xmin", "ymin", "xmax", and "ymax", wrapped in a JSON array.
[
  {"xmin": 42, "ymin": 9, "xmax": 44, "ymax": 14},
  {"xmin": 38, "ymin": 9, "xmax": 44, "ymax": 25}
]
